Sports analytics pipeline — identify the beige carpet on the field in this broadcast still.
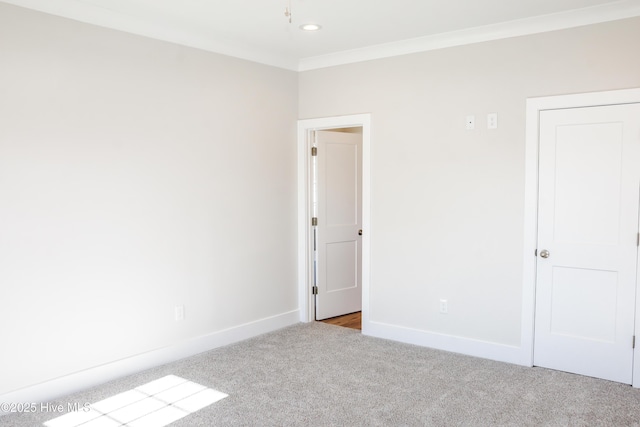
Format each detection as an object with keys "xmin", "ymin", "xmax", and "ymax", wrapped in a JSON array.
[{"xmin": 4, "ymin": 322, "xmax": 640, "ymax": 426}]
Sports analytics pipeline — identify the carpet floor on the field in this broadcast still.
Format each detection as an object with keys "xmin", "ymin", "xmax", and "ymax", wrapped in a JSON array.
[{"xmin": 3, "ymin": 322, "xmax": 640, "ymax": 426}]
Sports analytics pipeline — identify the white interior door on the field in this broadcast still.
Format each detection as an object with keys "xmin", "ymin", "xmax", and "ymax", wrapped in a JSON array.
[
  {"xmin": 534, "ymin": 103, "xmax": 640, "ymax": 384},
  {"xmin": 314, "ymin": 130, "xmax": 362, "ymax": 320}
]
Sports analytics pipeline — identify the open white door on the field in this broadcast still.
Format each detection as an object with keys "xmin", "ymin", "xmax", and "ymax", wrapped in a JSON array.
[
  {"xmin": 314, "ymin": 130, "xmax": 362, "ymax": 320},
  {"xmin": 534, "ymin": 103, "xmax": 640, "ymax": 384}
]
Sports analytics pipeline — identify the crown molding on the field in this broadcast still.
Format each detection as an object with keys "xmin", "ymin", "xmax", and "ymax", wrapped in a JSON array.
[
  {"xmin": 297, "ymin": 0, "xmax": 640, "ymax": 71},
  {"xmin": 0, "ymin": 0, "xmax": 299, "ymax": 70},
  {"xmin": 3, "ymin": 0, "xmax": 640, "ymax": 72}
]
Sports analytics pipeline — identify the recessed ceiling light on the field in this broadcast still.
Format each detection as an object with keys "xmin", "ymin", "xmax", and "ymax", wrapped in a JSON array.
[{"xmin": 299, "ymin": 23, "xmax": 322, "ymax": 32}]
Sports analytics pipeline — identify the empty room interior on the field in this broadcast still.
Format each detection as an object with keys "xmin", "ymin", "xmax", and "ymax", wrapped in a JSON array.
[{"xmin": 2, "ymin": 0, "xmax": 640, "ymax": 425}]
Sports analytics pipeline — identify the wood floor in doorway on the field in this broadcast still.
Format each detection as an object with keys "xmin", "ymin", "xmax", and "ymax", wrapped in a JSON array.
[{"xmin": 318, "ymin": 312, "xmax": 361, "ymax": 330}]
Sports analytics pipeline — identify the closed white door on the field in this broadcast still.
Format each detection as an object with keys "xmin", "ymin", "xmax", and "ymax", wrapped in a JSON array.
[
  {"xmin": 314, "ymin": 130, "xmax": 362, "ymax": 320},
  {"xmin": 534, "ymin": 103, "xmax": 640, "ymax": 384}
]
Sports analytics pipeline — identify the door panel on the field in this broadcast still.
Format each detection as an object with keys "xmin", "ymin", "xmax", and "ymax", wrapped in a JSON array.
[
  {"xmin": 553, "ymin": 123, "xmax": 623, "ymax": 245},
  {"xmin": 326, "ymin": 241, "xmax": 357, "ymax": 292},
  {"xmin": 326, "ymin": 143, "xmax": 358, "ymax": 225},
  {"xmin": 550, "ymin": 267, "xmax": 617, "ymax": 342},
  {"xmin": 315, "ymin": 130, "xmax": 362, "ymax": 320},
  {"xmin": 534, "ymin": 103, "xmax": 640, "ymax": 384}
]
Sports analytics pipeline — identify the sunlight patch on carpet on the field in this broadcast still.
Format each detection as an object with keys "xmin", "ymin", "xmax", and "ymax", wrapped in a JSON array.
[{"xmin": 43, "ymin": 375, "xmax": 228, "ymax": 427}]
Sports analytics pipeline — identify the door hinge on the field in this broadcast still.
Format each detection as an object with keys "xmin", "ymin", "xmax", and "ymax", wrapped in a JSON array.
[
  {"xmin": 637, "ymin": 232, "xmax": 639, "ymax": 247},
  {"xmin": 311, "ymin": 146, "xmax": 317, "ymax": 156},
  {"xmin": 311, "ymin": 217, "xmax": 318, "ymax": 226},
  {"xmin": 633, "ymin": 336, "xmax": 636, "ymax": 349},
  {"xmin": 312, "ymin": 286, "xmax": 318, "ymax": 295}
]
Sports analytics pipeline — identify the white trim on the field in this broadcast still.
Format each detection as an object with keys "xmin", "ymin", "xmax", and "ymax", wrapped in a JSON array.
[
  {"xmin": 522, "ymin": 87, "xmax": 640, "ymax": 386},
  {"xmin": 4, "ymin": 0, "xmax": 639, "ymax": 71},
  {"xmin": 367, "ymin": 321, "xmax": 524, "ymax": 366},
  {"xmin": 0, "ymin": 0, "xmax": 298, "ymax": 70},
  {"xmin": 297, "ymin": 114, "xmax": 372, "ymax": 330},
  {"xmin": 0, "ymin": 310, "xmax": 299, "ymax": 408},
  {"xmin": 298, "ymin": 0, "xmax": 640, "ymax": 71}
]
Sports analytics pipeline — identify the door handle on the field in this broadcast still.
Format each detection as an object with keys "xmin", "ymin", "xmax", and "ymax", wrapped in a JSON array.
[
  {"xmin": 358, "ymin": 229, "xmax": 363, "ymax": 236},
  {"xmin": 540, "ymin": 249, "xmax": 550, "ymax": 258}
]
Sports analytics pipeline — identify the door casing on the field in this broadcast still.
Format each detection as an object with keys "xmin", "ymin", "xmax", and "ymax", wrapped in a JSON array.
[
  {"xmin": 522, "ymin": 88, "xmax": 640, "ymax": 387},
  {"xmin": 297, "ymin": 114, "xmax": 371, "ymax": 332}
]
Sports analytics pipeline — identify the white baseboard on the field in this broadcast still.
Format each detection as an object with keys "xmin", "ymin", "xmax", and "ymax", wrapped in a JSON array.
[
  {"xmin": 363, "ymin": 320, "xmax": 527, "ymax": 366},
  {"xmin": 0, "ymin": 310, "xmax": 299, "ymax": 410}
]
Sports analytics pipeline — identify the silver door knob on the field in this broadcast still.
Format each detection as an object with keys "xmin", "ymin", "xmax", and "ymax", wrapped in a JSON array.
[{"xmin": 540, "ymin": 249, "xmax": 550, "ymax": 258}]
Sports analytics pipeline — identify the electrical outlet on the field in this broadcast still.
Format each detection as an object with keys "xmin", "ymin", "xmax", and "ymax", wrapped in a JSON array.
[
  {"xmin": 174, "ymin": 305, "xmax": 185, "ymax": 321},
  {"xmin": 487, "ymin": 113, "xmax": 498, "ymax": 129},
  {"xmin": 439, "ymin": 299, "xmax": 448, "ymax": 314}
]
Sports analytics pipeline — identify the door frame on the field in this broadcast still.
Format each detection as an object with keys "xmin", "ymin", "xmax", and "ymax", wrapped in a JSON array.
[
  {"xmin": 521, "ymin": 88, "xmax": 640, "ymax": 387},
  {"xmin": 297, "ymin": 114, "xmax": 371, "ymax": 331}
]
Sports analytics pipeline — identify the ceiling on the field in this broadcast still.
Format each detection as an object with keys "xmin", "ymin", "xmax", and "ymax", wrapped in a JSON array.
[{"xmin": 3, "ymin": 0, "xmax": 640, "ymax": 70}]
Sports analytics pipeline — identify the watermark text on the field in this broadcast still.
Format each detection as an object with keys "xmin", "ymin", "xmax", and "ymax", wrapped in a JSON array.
[{"xmin": 0, "ymin": 402, "xmax": 91, "ymax": 413}]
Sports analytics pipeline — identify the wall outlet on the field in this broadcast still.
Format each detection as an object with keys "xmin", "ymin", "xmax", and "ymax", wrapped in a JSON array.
[
  {"xmin": 174, "ymin": 305, "xmax": 185, "ymax": 321},
  {"xmin": 487, "ymin": 113, "xmax": 498, "ymax": 129},
  {"xmin": 465, "ymin": 115, "xmax": 475, "ymax": 130},
  {"xmin": 439, "ymin": 299, "xmax": 448, "ymax": 314}
]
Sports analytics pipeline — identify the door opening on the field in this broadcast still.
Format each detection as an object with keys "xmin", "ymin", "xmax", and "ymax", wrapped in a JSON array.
[
  {"xmin": 312, "ymin": 129, "xmax": 363, "ymax": 322},
  {"xmin": 297, "ymin": 114, "xmax": 371, "ymax": 333}
]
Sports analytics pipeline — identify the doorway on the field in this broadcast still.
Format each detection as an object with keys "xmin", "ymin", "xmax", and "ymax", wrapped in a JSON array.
[
  {"xmin": 313, "ymin": 129, "xmax": 363, "ymax": 321},
  {"xmin": 522, "ymin": 89, "xmax": 640, "ymax": 386},
  {"xmin": 297, "ymin": 114, "xmax": 371, "ymax": 331}
]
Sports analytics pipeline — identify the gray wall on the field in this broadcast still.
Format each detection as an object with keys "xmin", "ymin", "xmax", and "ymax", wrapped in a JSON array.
[
  {"xmin": 299, "ymin": 17, "xmax": 640, "ymax": 347},
  {"xmin": 0, "ymin": 3, "xmax": 298, "ymax": 395}
]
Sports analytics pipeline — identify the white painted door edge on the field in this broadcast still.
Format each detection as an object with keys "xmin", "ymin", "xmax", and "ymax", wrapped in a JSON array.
[
  {"xmin": 297, "ymin": 114, "xmax": 372, "ymax": 333},
  {"xmin": 522, "ymin": 87, "xmax": 640, "ymax": 387}
]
